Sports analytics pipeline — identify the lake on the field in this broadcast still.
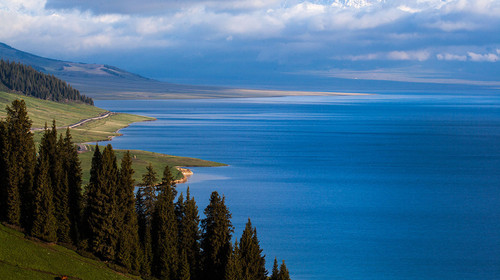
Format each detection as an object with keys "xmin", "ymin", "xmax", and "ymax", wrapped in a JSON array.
[{"xmin": 96, "ymin": 93, "xmax": 500, "ymax": 280}]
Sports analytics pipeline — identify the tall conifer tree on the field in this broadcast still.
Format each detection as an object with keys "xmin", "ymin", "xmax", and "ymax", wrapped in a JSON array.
[
  {"xmin": 89, "ymin": 144, "xmax": 119, "ymax": 260},
  {"xmin": 141, "ymin": 163, "xmax": 158, "ymax": 219},
  {"xmin": 270, "ymin": 258, "xmax": 279, "ymax": 280},
  {"xmin": 62, "ymin": 128, "xmax": 83, "ymax": 244},
  {"xmin": 39, "ymin": 121, "xmax": 70, "ymax": 242},
  {"xmin": 179, "ymin": 250, "xmax": 191, "ymax": 280},
  {"xmin": 278, "ymin": 261, "xmax": 291, "ymax": 280},
  {"xmin": 116, "ymin": 151, "xmax": 142, "ymax": 272},
  {"xmin": 151, "ymin": 183, "xmax": 178, "ymax": 280},
  {"xmin": 225, "ymin": 241, "xmax": 243, "ymax": 280},
  {"xmin": 84, "ymin": 144, "xmax": 119, "ymax": 260},
  {"xmin": 0, "ymin": 120, "xmax": 7, "ymax": 221},
  {"xmin": 238, "ymin": 219, "xmax": 267, "ymax": 280},
  {"xmin": 3, "ymin": 100, "xmax": 36, "ymax": 227},
  {"xmin": 178, "ymin": 187, "xmax": 201, "ymax": 280},
  {"xmin": 55, "ymin": 132, "xmax": 71, "ymax": 243},
  {"xmin": 201, "ymin": 191, "xmax": 234, "ymax": 280},
  {"xmin": 160, "ymin": 165, "xmax": 177, "ymax": 196},
  {"xmin": 137, "ymin": 163, "xmax": 158, "ymax": 274},
  {"xmin": 31, "ymin": 155, "xmax": 57, "ymax": 242},
  {"xmin": 83, "ymin": 145, "xmax": 102, "ymax": 244}
]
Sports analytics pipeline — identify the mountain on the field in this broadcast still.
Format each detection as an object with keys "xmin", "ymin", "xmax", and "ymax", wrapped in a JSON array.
[
  {"xmin": 0, "ymin": 42, "xmax": 358, "ymax": 99},
  {"xmin": 0, "ymin": 42, "xmax": 230, "ymax": 99}
]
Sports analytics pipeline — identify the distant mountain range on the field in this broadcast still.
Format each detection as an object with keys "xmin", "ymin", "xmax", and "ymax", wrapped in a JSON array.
[
  {"xmin": 0, "ymin": 42, "xmax": 369, "ymax": 99},
  {"xmin": 0, "ymin": 42, "xmax": 234, "ymax": 99}
]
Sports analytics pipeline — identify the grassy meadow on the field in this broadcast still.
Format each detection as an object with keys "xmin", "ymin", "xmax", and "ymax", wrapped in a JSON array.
[
  {"xmin": 0, "ymin": 223, "xmax": 141, "ymax": 280},
  {"xmin": 0, "ymin": 91, "xmax": 106, "ymax": 128}
]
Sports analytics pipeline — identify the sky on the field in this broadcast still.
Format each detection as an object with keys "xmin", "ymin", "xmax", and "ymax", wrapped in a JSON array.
[{"xmin": 1, "ymin": 0, "xmax": 500, "ymax": 91}]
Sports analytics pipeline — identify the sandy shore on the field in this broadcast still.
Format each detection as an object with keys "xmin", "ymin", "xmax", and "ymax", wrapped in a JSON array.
[{"xmin": 174, "ymin": 167, "xmax": 194, "ymax": 184}]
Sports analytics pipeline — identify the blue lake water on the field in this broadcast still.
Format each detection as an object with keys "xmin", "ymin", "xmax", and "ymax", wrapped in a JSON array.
[{"xmin": 96, "ymin": 93, "xmax": 500, "ymax": 280}]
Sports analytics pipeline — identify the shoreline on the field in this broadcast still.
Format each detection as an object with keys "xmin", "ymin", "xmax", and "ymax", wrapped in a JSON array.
[
  {"xmin": 91, "ymin": 89, "xmax": 372, "ymax": 100},
  {"xmin": 174, "ymin": 167, "xmax": 194, "ymax": 184}
]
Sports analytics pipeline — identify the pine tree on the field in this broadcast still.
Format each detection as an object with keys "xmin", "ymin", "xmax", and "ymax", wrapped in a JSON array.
[
  {"xmin": 238, "ymin": 219, "xmax": 267, "ymax": 280},
  {"xmin": 116, "ymin": 151, "xmax": 141, "ymax": 272},
  {"xmin": 84, "ymin": 144, "xmax": 120, "ymax": 260},
  {"xmin": 225, "ymin": 241, "xmax": 243, "ymax": 280},
  {"xmin": 136, "ymin": 187, "xmax": 152, "ymax": 275},
  {"xmin": 83, "ymin": 145, "xmax": 102, "ymax": 244},
  {"xmin": 54, "ymin": 132, "xmax": 71, "ymax": 243},
  {"xmin": 160, "ymin": 165, "xmax": 177, "ymax": 196},
  {"xmin": 31, "ymin": 155, "xmax": 57, "ymax": 242},
  {"xmin": 0, "ymin": 120, "xmax": 7, "ymax": 221},
  {"xmin": 137, "ymin": 163, "xmax": 158, "ymax": 274},
  {"xmin": 201, "ymin": 191, "xmax": 234, "ymax": 280},
  {"xmin": 179, "ymin": 250, "xmax": 191, "ymax": 280},
  {"xmin": 151, "ymin": 184, "xmax": 178, "ymax": 280},
  {"xmin": 62, "ymin": 128, "xmax": 83, "ymax": 244},
  {"xmin": 175, "ymin": 192, "xmax": 185, "ymax": 234},
  {"xmin": 278, "ymin": 261, "xmax": 291, "ymax": 280},
  {"xmin": 38, "ymin": 121, "xmax": 70, "ymax": 243},
  {"xmin": 3, "ymin": 100, "xmax": 36, "ymax": 227},
  {"xmin": 93, "ymin": 144, "xmax": 119, "ymax": 260},
  {"xmin": 270, "ymin": 258, "xmax": 279, "ymax": 280},
  {"xmin": 178, "ymin": 187, "xmax": 201, "ymax": 280},
  {"xmin": 141, "ymin": 163, "xmax": 158, "ymax": 219}
]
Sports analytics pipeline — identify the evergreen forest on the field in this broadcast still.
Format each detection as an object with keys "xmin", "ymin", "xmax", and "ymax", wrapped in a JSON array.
[
  {"xmin": 0, "ymin": 99, "xmax": 291, "ymax": 280},
  {"xmin": 0, "ymin": 60, "xmax": 93, "ymax": 105}
]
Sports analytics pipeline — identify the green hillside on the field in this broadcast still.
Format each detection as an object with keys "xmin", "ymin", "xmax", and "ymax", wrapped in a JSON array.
[
  {"xmin": 0, "ymin": 91, "xmax": 105, "ymax": 128},
  {"xmin": 0, "ymin": 91, "xmax": 155, "ymax": 143},
  {"xmin": 0, "ymin": 223, "xmax": 140, "ymax": 280},
  {"xmin": 0, "ymin": 91, "xmax": 226, "ymax": 184}
]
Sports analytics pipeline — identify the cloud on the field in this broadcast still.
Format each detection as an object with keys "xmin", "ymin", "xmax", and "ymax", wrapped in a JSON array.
[
  {"xmin": 1, "ymin": 0, "xmax": 500, "ymax": 87},
  {"xmin": 387, "ymin": 50, "xmax": 431, "ymax": 61},
  {"xmin": 310, "ymin": 68, "xmax": 500, "ymax": 87},
  {"xmin": 427, "ymin": 20, "xmax": 480, "ymax": 32},
  {"xmin": 436, "ymin": 53, "xmax": 467, "ymax": 61},
  {"xmin": 336, "ymin": 50, "xmax": 432, "ymax": 61},
  {"xmin": 467, "ymin": 51, "xmax": 499, "ymax": 62}
]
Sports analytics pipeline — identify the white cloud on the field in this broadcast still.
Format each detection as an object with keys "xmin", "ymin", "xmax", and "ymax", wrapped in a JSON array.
[
  {"xmin": 1, "ymin": 0, "xmax": 500, "ymax": 67},
  {"xmin": 387, "ymin": 50, "xmax": 431, "ymax": 61},
  {"xmin": 467, "ymin": 51, "xmax": 499, "ymax": 62},
  {"xmin": 398, "ymin": 5, "xmax": 421, "ymax": 13},
  {"xmin": 436, "ymin": 53, "xmax": 467, "ymax": 61}
]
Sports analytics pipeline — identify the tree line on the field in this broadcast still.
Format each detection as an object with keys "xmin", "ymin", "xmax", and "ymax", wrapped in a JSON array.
[
  {"xmin": 0, "ymin": 99, "xmax": 291, "ymax": 280},
  {"xmin": 0, "ymin": 60, "xmax": 94, "ymax": 105}
]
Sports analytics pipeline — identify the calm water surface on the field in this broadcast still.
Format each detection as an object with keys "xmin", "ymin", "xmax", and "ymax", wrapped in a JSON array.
[{"xmin": 96, "ymin": 93, "xmax": 500, "ymax": 280}]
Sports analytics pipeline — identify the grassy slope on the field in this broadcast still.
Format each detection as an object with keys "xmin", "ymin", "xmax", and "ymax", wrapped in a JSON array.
[
  {"xmin": 0, "ymin": 91, "xmax": 106, "ymax": 128},
  {"xmin": 0, "ymin": 224, "xmax": 140, "ymax": 280},
  {"xmin": 0, "ymin": 91, "xmax": 155, "ymax": 144},
  {"xmin": 58, "ymin": 113, "xmax": 154, "ymax": 144},
  {"xmin": 0, "ymin": 91, "xmax": 227, "ymax": 184}
]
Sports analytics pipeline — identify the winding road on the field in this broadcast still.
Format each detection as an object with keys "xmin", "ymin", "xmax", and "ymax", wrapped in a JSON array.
[{"xmin": 31, "ymin": 111, "xmax": 114, "ymax": 132}]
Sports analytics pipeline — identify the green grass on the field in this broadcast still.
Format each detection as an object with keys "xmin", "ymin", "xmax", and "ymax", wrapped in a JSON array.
[
  {"xmin": 0, "ymin": 91, "xmax": 105, "ymax": 129},
  {"xmin": 0, "ymin": 91, "xmax": 227, "ymax": 184},
  {"xmin": 0, "ymin": 223, "xmax": 140, "ymax": 280},
  {"xmin": 53, "ymin": 113, "xmax": 154, "ymax": 144},
  {"xmin": 79, "ymin": 146, "xmax": 227, "ymax": 185},
  {"xmin": 0, "ymin": 91, "xmax": 154, "ymax": 144}
]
